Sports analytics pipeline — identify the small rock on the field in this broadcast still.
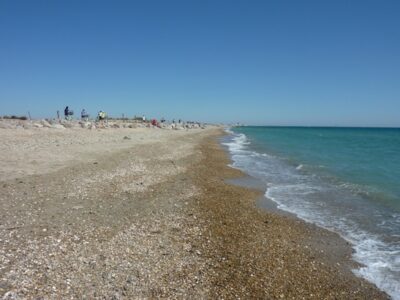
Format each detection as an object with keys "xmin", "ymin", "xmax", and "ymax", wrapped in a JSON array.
[
  {"xmin": 41, "ymin": 119, "xmax": 52, "ymax": 127},
  {"xmin": 52, "ymin": 124, "xmax": 65, "ymax": 129},
  {"xmin": 2, "ymin": 291, "xmax": 19, "ymax": 300},
  {"xmin": 183, "ymin": 243, "xmax": 192, "ymax": 252},
  {"xmin": 111, "ymin": 293, "xmax": 121, "ymax": 300},
  {"xmin": 62, "ymin": 122, "xmax": 74, "ymax": 128},
  {"xmin": 79, "ymin": 121, "xmax": 91, "ymax": 129}
]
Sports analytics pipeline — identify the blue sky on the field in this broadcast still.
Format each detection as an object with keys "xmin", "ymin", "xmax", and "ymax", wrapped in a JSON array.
[{"xmin": 0, "ymin": 0, "xmax": 399, "ymax": 126}]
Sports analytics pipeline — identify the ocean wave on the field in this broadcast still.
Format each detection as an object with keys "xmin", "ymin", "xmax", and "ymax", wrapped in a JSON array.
[
  {"xmin": 222, "ymin": 133, "xmax": 249, "ymax": 152},
  {"xmin": 352, "ymin": 234, "xmax": 400, "ymax": 298},
  {"xmin": 266, "ymin": 183, "xmax": 400, "ymax": 299}
]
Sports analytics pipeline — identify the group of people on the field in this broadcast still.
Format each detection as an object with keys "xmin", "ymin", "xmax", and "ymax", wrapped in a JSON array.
[
  {"xmin": 60, "ymin": 108, "xmax": 192, "ymax": 127},
  {"xmin": 62, "ymin": 106, "xmax": 106, "ymax": 121}
]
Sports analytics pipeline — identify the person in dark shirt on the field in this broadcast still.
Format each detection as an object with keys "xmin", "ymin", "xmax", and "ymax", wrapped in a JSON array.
[{"xmin": 64, "ymin": 106, "xmax": 69, "ymax": 119}]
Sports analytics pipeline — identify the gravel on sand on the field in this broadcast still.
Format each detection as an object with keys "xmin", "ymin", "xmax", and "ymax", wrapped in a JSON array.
[{"xmin": 0, "ymin": 127, "xmax": 388, "ymax": 299}]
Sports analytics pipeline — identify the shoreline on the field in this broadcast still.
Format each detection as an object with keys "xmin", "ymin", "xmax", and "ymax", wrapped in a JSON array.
[
  {"xmin": 220, "ymin": 128, "xmax": 399, "ymax": 299},
  {"xmin": 0, "ymin": 127, "xmax": 388, "ymax": 298},
  {"xmin": 193, "ymin": 130, "xmax": 388, "ymax": 298}
]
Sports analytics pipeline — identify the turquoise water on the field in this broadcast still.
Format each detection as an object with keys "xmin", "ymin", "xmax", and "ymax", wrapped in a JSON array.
[
  {"xmin": 235, "ymin": 126, "xmax": 400, "ymax": 210},
  {"xmin": 225, "ymin": 126, "xmax": 400, "ymax": 299}
]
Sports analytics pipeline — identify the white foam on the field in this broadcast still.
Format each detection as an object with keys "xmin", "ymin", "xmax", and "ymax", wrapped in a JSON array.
[
  {"xmin": 266, "ymin": 184, "xmax": 400, "ymax": 299},
  {"xmin": 222, "ymin": 133, "xmax": 249, "ymax": 153},
  {"xmin": 224, "ymin": 127, "xmax": 234, "ymax": 135},
  {"xmin": 352, "ymin": 235, "xmax": 400, "ymax": 299}
]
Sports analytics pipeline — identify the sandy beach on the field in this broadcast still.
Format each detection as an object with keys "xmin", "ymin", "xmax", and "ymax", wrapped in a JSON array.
[{"xmin": 0, "ymin": 123, "xmax": 388, "ymax": 299}]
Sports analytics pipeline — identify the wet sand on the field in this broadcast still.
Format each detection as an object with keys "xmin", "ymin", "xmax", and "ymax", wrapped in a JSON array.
[{"xmin": 0, "ymin": 126, "xmax": 388, "ymax": 298}]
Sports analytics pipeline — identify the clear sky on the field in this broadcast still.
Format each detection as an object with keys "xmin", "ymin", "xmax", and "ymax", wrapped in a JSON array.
[{"xmin": 0, "ymin": 0, "xmax": 399, "ymax": 126}]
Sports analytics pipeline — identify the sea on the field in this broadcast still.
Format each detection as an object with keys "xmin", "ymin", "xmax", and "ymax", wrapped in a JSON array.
[{"xmin": 223, "ymin": 126, "xmax": 400, "ymax": 299}]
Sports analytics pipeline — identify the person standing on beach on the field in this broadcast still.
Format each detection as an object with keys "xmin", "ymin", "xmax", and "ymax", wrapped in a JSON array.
[
  {"xmin": 64, "ymin": 106, "xmax": 69, "ymax": 119},
  {"xmin": 81, "ymin": 109, "xmax": 89, "ymax": 121}
]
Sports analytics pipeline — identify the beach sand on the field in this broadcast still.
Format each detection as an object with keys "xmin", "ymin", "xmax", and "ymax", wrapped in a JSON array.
[{"xmin": 0, "ymin": 125, "xmax": 388, "ymax": 299}]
